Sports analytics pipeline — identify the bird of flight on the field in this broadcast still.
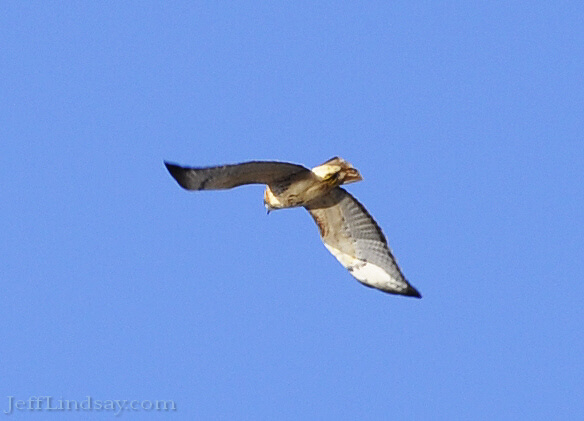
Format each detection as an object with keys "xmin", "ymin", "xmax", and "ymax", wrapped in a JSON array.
[{"xmin": 164, "ymin": 157, "xmax": 421, "ymax": 298}]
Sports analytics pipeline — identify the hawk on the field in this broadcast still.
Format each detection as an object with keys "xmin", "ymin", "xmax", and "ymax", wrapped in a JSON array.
[{"xmin": 164, "ymin": 157, "xmax": 421, "ymax": 298}]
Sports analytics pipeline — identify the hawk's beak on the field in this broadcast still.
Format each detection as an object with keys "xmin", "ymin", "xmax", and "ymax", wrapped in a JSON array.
[{"xmin": 343, "ymin": 168, "xmax": 363, "ymax": 184}]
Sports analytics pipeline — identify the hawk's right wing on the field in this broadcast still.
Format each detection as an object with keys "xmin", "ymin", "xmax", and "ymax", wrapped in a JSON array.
[
  {"xmin": 305, "ymin": 187, "xmax": 421, "ymax": 297},
  {"xmin": 164, "ymin": 161, "xmax": 308, "ymax": 191}
]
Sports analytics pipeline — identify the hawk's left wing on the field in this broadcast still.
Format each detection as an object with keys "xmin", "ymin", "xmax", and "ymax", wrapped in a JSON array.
[
  {"xmin": 305, "ymin": 188, "xmax": 421, "ymax": 297},
  {"xmin": 164, "ymin": 161, "xmax": 308, "ymax": 191}
]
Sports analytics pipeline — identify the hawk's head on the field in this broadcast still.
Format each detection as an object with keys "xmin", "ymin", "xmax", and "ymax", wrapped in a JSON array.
[{"xmin": 312, "ymin": 157, "xmax": 363, "ymax": 186}]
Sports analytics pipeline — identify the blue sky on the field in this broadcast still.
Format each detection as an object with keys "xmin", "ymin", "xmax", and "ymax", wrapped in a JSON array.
[{"xmin": 2, "ymin": 2, "xmax": 583, "ymax": 419}]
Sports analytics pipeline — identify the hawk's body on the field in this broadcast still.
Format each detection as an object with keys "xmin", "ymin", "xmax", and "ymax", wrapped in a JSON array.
[{"xmin": 164, "ymin": 157, "xmax": 421, "ymax": 298}]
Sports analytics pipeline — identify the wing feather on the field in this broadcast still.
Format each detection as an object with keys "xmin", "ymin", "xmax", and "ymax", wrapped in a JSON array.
[
  {"xmin": 305, "ymin": 188, "xmax": 421, "ymax": 297},
  {"xmin": 164, "ymin": 161, "xmax": 308, "ymax": 190}
]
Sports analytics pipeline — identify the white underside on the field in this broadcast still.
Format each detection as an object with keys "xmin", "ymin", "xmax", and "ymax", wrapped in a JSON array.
[{"xmin": 323, "ymin": 243, "xmax": 406, "ymax": 292}]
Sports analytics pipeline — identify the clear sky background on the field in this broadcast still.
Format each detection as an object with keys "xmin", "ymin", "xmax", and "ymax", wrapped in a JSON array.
[{"xmin": 2, "ymin": 2, "xmax": 583, "ymax": 420}]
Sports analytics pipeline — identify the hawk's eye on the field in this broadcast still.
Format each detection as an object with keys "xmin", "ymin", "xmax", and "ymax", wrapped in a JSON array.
[
  {"xmin": 326, "ymin": 171, "xmax": 341, "ymax": 186},
  {"xmin": 325, "ymin": 172, "xmax": 339, "ymax": 183}
]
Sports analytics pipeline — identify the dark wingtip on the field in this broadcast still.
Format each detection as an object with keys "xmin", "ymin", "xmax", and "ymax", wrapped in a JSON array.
[
  {"xmin": 164, "ymin": 161, "xmax": 191, "ymax": 190},
  {"xmin": 404, "ymin": 285, "xmax": 422, "ymax": 298},
  {"xmin": 164, "ymin": 161, "xmax": 179, "ymax": 174}
]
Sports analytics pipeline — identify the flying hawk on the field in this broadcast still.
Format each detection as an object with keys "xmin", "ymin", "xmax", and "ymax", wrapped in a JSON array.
[{"xmin": 164, "ymin": 157, "xmax": 421, "ymax": 298}]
